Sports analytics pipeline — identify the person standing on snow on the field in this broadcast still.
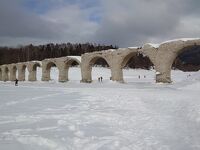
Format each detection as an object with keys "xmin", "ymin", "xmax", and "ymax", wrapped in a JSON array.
[
  {"xmin": 100, "ymin": 77, "xmax": 103, "ymax": 82},
  {"xmin": 15, "ymin": 78, "xmax": 18, "ymax": 86}
]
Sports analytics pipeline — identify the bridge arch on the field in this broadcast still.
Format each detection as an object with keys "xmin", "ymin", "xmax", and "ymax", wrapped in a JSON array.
[
  {"xmin": 172, "ymin": 45, "xmax": 200, "ymax": 71},
  {"xmin": 89, "ymin": 56, "xmax": 110, "ymax": 67},
  {"xmin": 63, "ymin": 58, "xmax": 81, "ymax": 81},
  {"xmin": 121, "ymin": 51, "xmax": 139, "ymax": 69},
  {"xmin": 64, "ymin": 58, "xmax": 81, "ymax": 69},
  {"xmin": 17, "ymin": 63, "xmax": 28, "ymax": 81},
  {"xmin": 81, "ymin": 54, "xmax": 112, "ymax": 82},
  {"xmin": 27, "ymin": 62, "xmax": 41, "ymax": 81},
  {"xmin": 46, "ymin": 61, "xmax": 57, "ymax": 71},
  {"xmin": 119, "ymin": 51, "xmax": 154, "ymax": 83},
  {"xmin": 32, "ymin": 62, "xmax": 41, "ymax": 71},
  {"xmin": 155, "ymin": 39, "xmax": 200, "ymax": 83},
  {"xmin": 42, "ymin": 60, "xmax": 59, "ymax": 81}
]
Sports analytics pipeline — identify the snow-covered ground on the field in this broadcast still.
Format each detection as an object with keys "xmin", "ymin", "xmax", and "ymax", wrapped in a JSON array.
[{"xmin": 0, "ymin": 67, "xmax": 200, "ymax": 150}]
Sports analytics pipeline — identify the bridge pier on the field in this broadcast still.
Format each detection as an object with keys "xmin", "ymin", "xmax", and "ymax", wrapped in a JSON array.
[
  {"xmin": 81, "ymin": 64, "xmax": 92, "ymax": 83},
  {"xmin": 28, "ymin": 69, "xmax": 37, "ymax": 81},
  {"xmin": 42, "ymin": 63, "xmax": 51, "ymax": 81},
  {"xmin": 1, "ymin": 66, "xmax": 9, "ymax": 81},
  {"xmin": 17, "ymin": 64, "xmax": 26, "ymax": 81},
  {"xmin": 27, "ymin": 62, "xmax": 41, "ymax": 81},
  {"xmin": 8, "ymin": 64, "xmax": 17, "ymax": 81},
  {"xmin": 0, "ymin": 68, "xmax": 2, "ymax": 81},
  {"xmin": 110, "ymin": 66, "xmax": 124, "ymax": 82},
  {"xmin": 58, "ymin": 68, "xmax": 68, "ymax": 82}
]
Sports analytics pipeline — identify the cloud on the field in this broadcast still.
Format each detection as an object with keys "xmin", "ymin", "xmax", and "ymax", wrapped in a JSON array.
[
  {"xmin": 92, "ymin": 0, "xmax": 195, "ymax": 47},
  {"xmin": 0, "ymin": 0, "xmax": 99, "ymax": 46},
  {"xmin": 0, "ymin": 0, "xmax": 200, "ymax": 47},
  {"xmin": 0, "ymin": 0, "xmax": 61, "ymax": 38},
  {"xmin": 42, "ymin": 4, "xmax": 99, "ymax": 43},
  {"xmin": 173, "ymin": 16, "xmax": 200, "ymax": 39}
]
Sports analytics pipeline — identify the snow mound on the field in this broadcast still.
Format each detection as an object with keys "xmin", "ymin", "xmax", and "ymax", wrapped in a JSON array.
[
  {"xmin": 67, "ymin": 56, "xmax": 81, "ymax": 63},
  {"xmin": 143, "ymin": 38, "xmax": 200, "ymax": 49}
]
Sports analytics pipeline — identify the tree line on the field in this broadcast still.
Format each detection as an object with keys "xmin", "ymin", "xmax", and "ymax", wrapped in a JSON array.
[{"xmin": 0, "ymin": 43, "xmax": 117, "ymax": 65}]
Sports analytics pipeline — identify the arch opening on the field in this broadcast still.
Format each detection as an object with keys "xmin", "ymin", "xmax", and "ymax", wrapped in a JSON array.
[
  {"xmin": 64, "ymin": 59, "xmax": 80, "ymax": 69},
  {"xmin": 171, "ymin": 45, "xmax": 200, "ymax": 82},
  {"xmin": 121, "ymin": 52, "xmax": 155, "ymax": 83},
  {"xmin": 21, "ymin": 65, "xmax": 28, "ymax": 81},
  {"xmin": 33, "ymin": 63, "xmax": 41, "ymax": 81},
  {"xmin": 89, "ymin": 56, "xmax": 111, "ymax": 82},
  {"xmin": 66, "ymin": 60, "xmax": 81, "ymax": 81},
  {"xmin": 46, "ymin": 62, "xmax": 58, "ymax": 81},
  {"xmin": 33, "ymin": 63, "xmax": 41, "ymax": 71}
]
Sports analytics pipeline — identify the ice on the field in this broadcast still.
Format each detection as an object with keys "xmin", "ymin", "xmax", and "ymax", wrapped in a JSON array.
[{"xmin": 0, "ymin": 67, "xmax": 200, "ymax": 150}]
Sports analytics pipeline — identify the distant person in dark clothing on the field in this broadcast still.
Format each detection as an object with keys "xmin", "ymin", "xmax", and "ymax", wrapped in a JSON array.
[
  {"xmin": 100, "ymin": 77, "xmax": 103, "ymax": 82},
  {"xmin": 15, "ymin": 79, "xmax": 18, "ymax": 86}
]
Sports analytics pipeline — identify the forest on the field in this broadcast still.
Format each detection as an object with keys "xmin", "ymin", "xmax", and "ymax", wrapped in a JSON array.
[{"xmin": 0, "ymin": 43, "xmax": 117, "ymax": 65}]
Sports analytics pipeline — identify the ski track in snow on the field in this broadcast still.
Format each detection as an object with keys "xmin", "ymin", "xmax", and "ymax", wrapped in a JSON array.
[{"xmin": 0, "ymin": 67, "xmax": 200, "ymax": 150}]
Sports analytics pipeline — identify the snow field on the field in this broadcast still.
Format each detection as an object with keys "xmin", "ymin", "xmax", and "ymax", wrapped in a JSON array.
[
  {"xmin": 18, "ymin": 66, "xmax": 197, "ymax": 84},
  {"xmin": 0, "ymin": 67, "xmax": 200, "ymax": 150}
]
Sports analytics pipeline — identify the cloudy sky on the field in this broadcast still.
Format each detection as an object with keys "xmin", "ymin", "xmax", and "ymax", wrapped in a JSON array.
[{"xmin": 0, "ymin": 0, "xmax": 200, "ymax": 47}]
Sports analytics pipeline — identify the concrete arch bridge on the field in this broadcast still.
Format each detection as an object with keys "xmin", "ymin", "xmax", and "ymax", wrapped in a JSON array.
[{"xmin": 0, "ymin": 39, "xmax": 200, "ymax": 83}]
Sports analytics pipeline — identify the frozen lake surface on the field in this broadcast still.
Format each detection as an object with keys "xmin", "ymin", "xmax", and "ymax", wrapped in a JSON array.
[{"xmin": 0, "ymin": 67, "xmax": 200, "ymax": 150}]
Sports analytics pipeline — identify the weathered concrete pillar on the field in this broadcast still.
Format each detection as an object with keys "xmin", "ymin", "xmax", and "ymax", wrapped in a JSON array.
[
  {"xmin": 28, "ymin": 67, "xmax": 37, "ymax": 81},
  {"xmin": 28, "ymin": 71, "xmax": 36, "ymax": 81},
  {"xmin": 80, "ymin": 54, "xmax": 92, "ymax": 83},
  {"xmin": 81, "ymin": 65, "xmax": 92, "ymax": 83},
  {"xmin": 154, "ymin": 44, "xmax": 182, "ymax": 83},
  {"xmin": 0, "ymin": 68, "xmax": 2, "ymax": 81},
  {"xmin": 154, "ymin": 52, "xmax": 176, "ymax": 83},
  {"xmin": 9, "ymin": 71, "xmax": 16, "ymax": 81},
  {"xmin": 58, "ymin": 67, "xmax": 68, "ymax": 82},
  {"xmin": 110, "ymin": 52, "xmax": 124, "ymax": 82},
  {"xmin": 42, "ymin": 62, "xmax": 50, "ymax": 81},
  {"xmin": 2, "ymin": 73, "xmax": 9, "ymax": 81},
  {"xmin": 17, "ymin": 64, "xmax": 26, "ymax": 81},
  {"xmin": 9, "ymin": 65, "xmax": 17, "ymax": 81},
  {"xmin": 155, "ymin": 66, "xmax": 172, "ymax": 83},
  {"xmin": 9, "ymin": 72, "xmax": 16, "ymax": 81},
  {"xmin": 110, "ymin": 65, "xmax": 124, "ymax": 82},
  {"xmin": 2, "ymin": 66, "xmax": 9, "ymax": 81}
]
